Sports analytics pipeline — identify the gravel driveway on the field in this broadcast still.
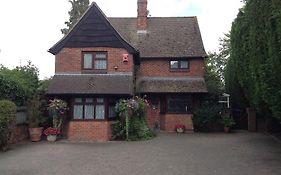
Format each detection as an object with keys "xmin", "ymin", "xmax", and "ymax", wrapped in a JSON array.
[{"xmin": 0, "ymin": 131, "xmax": 281, "ymax": 175}]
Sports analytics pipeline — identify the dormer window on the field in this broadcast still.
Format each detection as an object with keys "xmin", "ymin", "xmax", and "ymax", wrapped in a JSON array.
[
  {"xmin": 170, "ymin": 60, "xmax": 189, "ymax": 70},
  {"xmin": 82, "ymin": 52, "xmax": 107, "ymax": 71}
]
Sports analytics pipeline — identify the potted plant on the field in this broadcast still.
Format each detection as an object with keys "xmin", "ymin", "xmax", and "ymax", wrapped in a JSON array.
[
  {"xmin": 44, "ymin": 99, "xmax": 68, "ymax": 141},
  {"xmin": 221, "ymin": 116, "xmax": 235, "ymax": 133},
  {"xmin": 44, "ymin": 127, "xmax": 61, "ymax": 141},
  {"xmin": 175, "ymin": 124, "xmax": 186, "ymax": 133},
  {"xmin": 27, "ymin": 95, "xmax": 44, "ymax": 142}
]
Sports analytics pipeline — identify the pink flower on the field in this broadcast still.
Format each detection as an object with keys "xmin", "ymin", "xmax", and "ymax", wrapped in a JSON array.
[{"xmin": 44, "ymin": 127, "xmax": 61, "ymax": 136}]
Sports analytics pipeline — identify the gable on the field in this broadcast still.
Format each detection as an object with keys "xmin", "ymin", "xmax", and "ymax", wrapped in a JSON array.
[{"xmin": 49, "ymin": 3, "xmax": 137, "ymax": 55}]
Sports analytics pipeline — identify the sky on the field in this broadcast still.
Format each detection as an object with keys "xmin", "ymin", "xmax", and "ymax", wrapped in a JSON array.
[{"xmin": 0, "ymin": 0, "xmax": 244, "ymax": 79}]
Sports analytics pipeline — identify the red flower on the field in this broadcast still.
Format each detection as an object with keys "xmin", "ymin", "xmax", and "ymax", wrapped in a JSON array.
[
  {"xmin": 44, "ymin": 127, "xmax": 61, "ymax": 136},
  {"xmin": 175, "ymin": 124, "xmax": 186, "ymax": 130}
]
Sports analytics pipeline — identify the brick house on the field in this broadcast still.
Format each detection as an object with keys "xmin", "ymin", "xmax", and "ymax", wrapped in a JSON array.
[{"xmin": 47, "ymin": 0, "xmax": 207, "ymax": 141}]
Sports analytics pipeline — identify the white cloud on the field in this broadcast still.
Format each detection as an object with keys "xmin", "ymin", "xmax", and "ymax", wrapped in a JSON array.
[{"xmin": 0, "ymin": 0, "xmax": 243, "ymax": 79}]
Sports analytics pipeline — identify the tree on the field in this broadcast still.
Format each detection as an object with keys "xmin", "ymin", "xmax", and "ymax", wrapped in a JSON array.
[
  {"xmin": 61, "ymin": 0, "xmax": 90, "ymax": 35},
  {"xmin": 206, "ymin": 33, "xmax": 231, "ymax": 84},
  {"xmin": 204, "ymin": 34, "xmax": 230, "ymax": 103},
  {"xmin": 226, "ymin": 0, "xmax": 281, "ymax": 123},
  {"xmin": 0, "ymin": 61, "xmax": 39, "ymax": 105}
]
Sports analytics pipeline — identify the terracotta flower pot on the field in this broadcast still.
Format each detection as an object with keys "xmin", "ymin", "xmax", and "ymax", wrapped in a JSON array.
[
  {"xmin": 29, "ymin": 127, "xmax": 43, "ymax": 142},
  {"xmin": 224, "ymin": 127, "xmax": 230, "ymax": 133}
]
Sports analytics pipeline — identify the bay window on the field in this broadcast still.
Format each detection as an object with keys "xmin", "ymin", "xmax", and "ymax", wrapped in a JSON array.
[{"xmin": 73, "ymin": 97, "xmax": 118, "ymax": 120}]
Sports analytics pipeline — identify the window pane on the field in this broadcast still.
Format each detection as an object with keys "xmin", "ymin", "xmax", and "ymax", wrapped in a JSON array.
[
  {"xmin": 73, "ymin": 105, "xmax": 83, "ymax": 119},
  {"xmin": 85, "ymin": 98, "xmax": 93, "ymax": 103},
  {"xmin": 180, "ymin": 61, "xmax": 189, "ymax": 69},
  {"xmin": 95, "ymin": 105, "xmax": 105, "ymax": 119},
  {"xmin": 170, "ymin": 61, "xmax": 179, "ymax": 69},
  {"xmin": 94, "ymin": 60, "xmax": 107, "ymax": 69},
  {"xmin": 83, "ymin": 54, "xmax": 93, "ymax": 69},
  {"xmin": 167, "ymin": 97, "xmax": 190, "ymax": 113},
  {"xmin": 84, "ymin": 105, "xmax": 94, "ymax": 119},
  {"xmin": 96, "ymin": 98, "xmax": 104, "ymax": 103},
  {"xmin": 75, "ymin": 98, "xmax": 82, "ymax": 103},
  {"xmin": 108, "ymin": 105, "xmax": 116, "ymax": 119},
  {"xmin": 95, "ymin": 53, "xmax": 107, "ymax": 59}
]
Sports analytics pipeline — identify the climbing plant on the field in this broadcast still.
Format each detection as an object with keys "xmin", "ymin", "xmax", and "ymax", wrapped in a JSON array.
[{"xmin": 112, "ymin": 97, "xmax": 155, "ymax": 141}]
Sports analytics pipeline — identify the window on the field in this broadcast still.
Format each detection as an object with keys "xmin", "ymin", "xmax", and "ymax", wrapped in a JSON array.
[
  {"xmin": 170, "ymin": 60, "xmax": 189, "ymax": 70},
  {"xmin": 108, "ymin": 98, "xmax": 118, "ymax": 119},
  {"xmin": 95, "ymin": 98, "xmax": 105, "ymax": 119},
  {"xmin": 73, "ymin": 97, "xmax": 119, "ymax": 120},
  {"xmin": 73, "ymin": 98, "xmax": 83, "ymax": 119},
  {"xmin": 83, "ymin": 54, "xmax": 93, "ymax": 69},
  {"xmin": 73, "ymin": 98, "xmax": 105, "ymax": 120},
  {"xmin": 82, "ymin": 52, "xmax": 107, "ymax": 70},
  {"xmin": 167, "ymin": 96, "xmax": 192, "ymax": 113}
]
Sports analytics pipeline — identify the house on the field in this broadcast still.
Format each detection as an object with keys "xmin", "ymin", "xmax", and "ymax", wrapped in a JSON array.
[{"xmin": 47, "ymin": 0, "xmax": 207, "ymax": 141}]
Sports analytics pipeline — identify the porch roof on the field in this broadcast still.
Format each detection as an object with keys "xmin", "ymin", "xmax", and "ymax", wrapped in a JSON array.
[
  {"xmin": 136, "ymin": 76, "xmax": 208, "ymax": 93},
  {"xmin": 47, "ymin": 74, "xmax": 133, "ymax": 95}
]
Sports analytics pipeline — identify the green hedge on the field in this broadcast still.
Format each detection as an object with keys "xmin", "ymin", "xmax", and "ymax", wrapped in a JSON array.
[
  {"xmin": 193, "ymin": 104, "xmax": 223, "ymax": 132},
  {"xmin": 0, "ymin": 75, "xmax": 26, "ymax": 106},
  {"xmin": 0, "ymin": 100, "xmax": 16, "ymax": 151}
]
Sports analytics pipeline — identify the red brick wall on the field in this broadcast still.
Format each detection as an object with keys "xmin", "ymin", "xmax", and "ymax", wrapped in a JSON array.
[
  {"xmin": 139, "ymin": 58, "xmax": 204, "ymax": 77},
  {"xmin": 146, "ymin": 105, "xmax": 161, "ymax": 129},
  {"xmin": 145, "ymin": 97, "xmax": 195, "ymax": 132},
  {"xmin": 137, "ymin": 0, "xmax": 148, "ymax": 29},
  {"xmin": 55, "ymin": 47, "xmax": 134, "ymax": 73},
  {"xmin": 66, "ymin": 121, "xmax": 112, "ymax": 141},
  {"xmin": 160, "ymin": 114, "xmax": 194, "ymax": 132}
]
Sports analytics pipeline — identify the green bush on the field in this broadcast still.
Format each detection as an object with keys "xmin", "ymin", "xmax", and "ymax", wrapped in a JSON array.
[
  {"xmin": 112, "ymin": 97, "xmax": 156, "ymax": 141},
  {"xmin": 0, "ymin": 62, "xmax": 39, "ymax": 106},
  {"xmin": 0, "ymin": 100, "xmax": 16, "ymax": 151},
  {"xmin": 193, "ymin": 104, "xmax": 223, "ymax": 132},
  {"xmin": 0, "ymin": 75, "xmax": 26, "ymax": 106},
  {"xmin": 221, "ymin": 115, "xmax": 236, "ymax": 127},
  {"xmin": 128, "ymin": 117, "xmax": 156, "ymax": 141},
  {"xmin": 111, "ymin": 121, "xmax": 126, "ymax": 140}
]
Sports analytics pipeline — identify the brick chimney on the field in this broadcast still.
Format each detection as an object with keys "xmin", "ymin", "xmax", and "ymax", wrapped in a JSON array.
[{"xmin": 137, "ymin": 0, "xmax": 148, "ymax": 30}]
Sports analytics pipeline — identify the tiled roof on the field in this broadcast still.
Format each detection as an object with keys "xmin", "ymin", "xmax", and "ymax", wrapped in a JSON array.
[
  {"xmin": 137, "ymin": 76, "xmax": 208, "ymax": 93},
  {"xmin": 109, "ymin": 17, "xmax": 207, "ymax": 58},
  {"xmin": 47, "ymin": 74, "xmax": 133, "ymax": 95},
  {"xmin": 49, "ymin": 2, "xmax": 206, "ymax": 58}
]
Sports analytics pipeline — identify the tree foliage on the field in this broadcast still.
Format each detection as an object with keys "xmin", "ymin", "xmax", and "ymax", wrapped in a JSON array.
[
  {"xmin": 0, "ymin": 61, "xmax": 39, "ymax": 106},
  {"xmin": 226, "ymin": 0, "xmax": 281, "ymax": 122},
  {"xmin": 0, "ymin": 100, "xmax": 16, "ymax": 151},
  {"xmin": 61, "ymin": 0, "xmax": 90, "ymax": 35},
  {"xmin": 204, "ymin": 34, "xmax": 230, "ymax": 102},
  {"xmin": 207, "ymin": 33, "xmax": 231, "ymax": 84}
]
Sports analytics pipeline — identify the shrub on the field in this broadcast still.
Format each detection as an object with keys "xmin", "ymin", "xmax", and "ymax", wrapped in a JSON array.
[
  {"xmin": 0, "ymin": 62, "xmax": 39, "ymax": 105},
  {"xmin": 193, "ymin": 104, "xmax": 223, "ymax": 132},
  {"xmin": 0, "ymin": 100, "xmax": 16, "ymax": 151},
  {"xmin": 129, "ymin": 117, "xmax": 156, "ymax": 141},
  {"xmin": 221, "ymin": 115, "xmax": 236, "ymax": 128},
  {"xmin": 112, "ymin": 97, "xmax": 156, "ymax": 141},
  {"xmin": 0, "ymin": 75, "xmax": 26, "ymax": 106}
]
